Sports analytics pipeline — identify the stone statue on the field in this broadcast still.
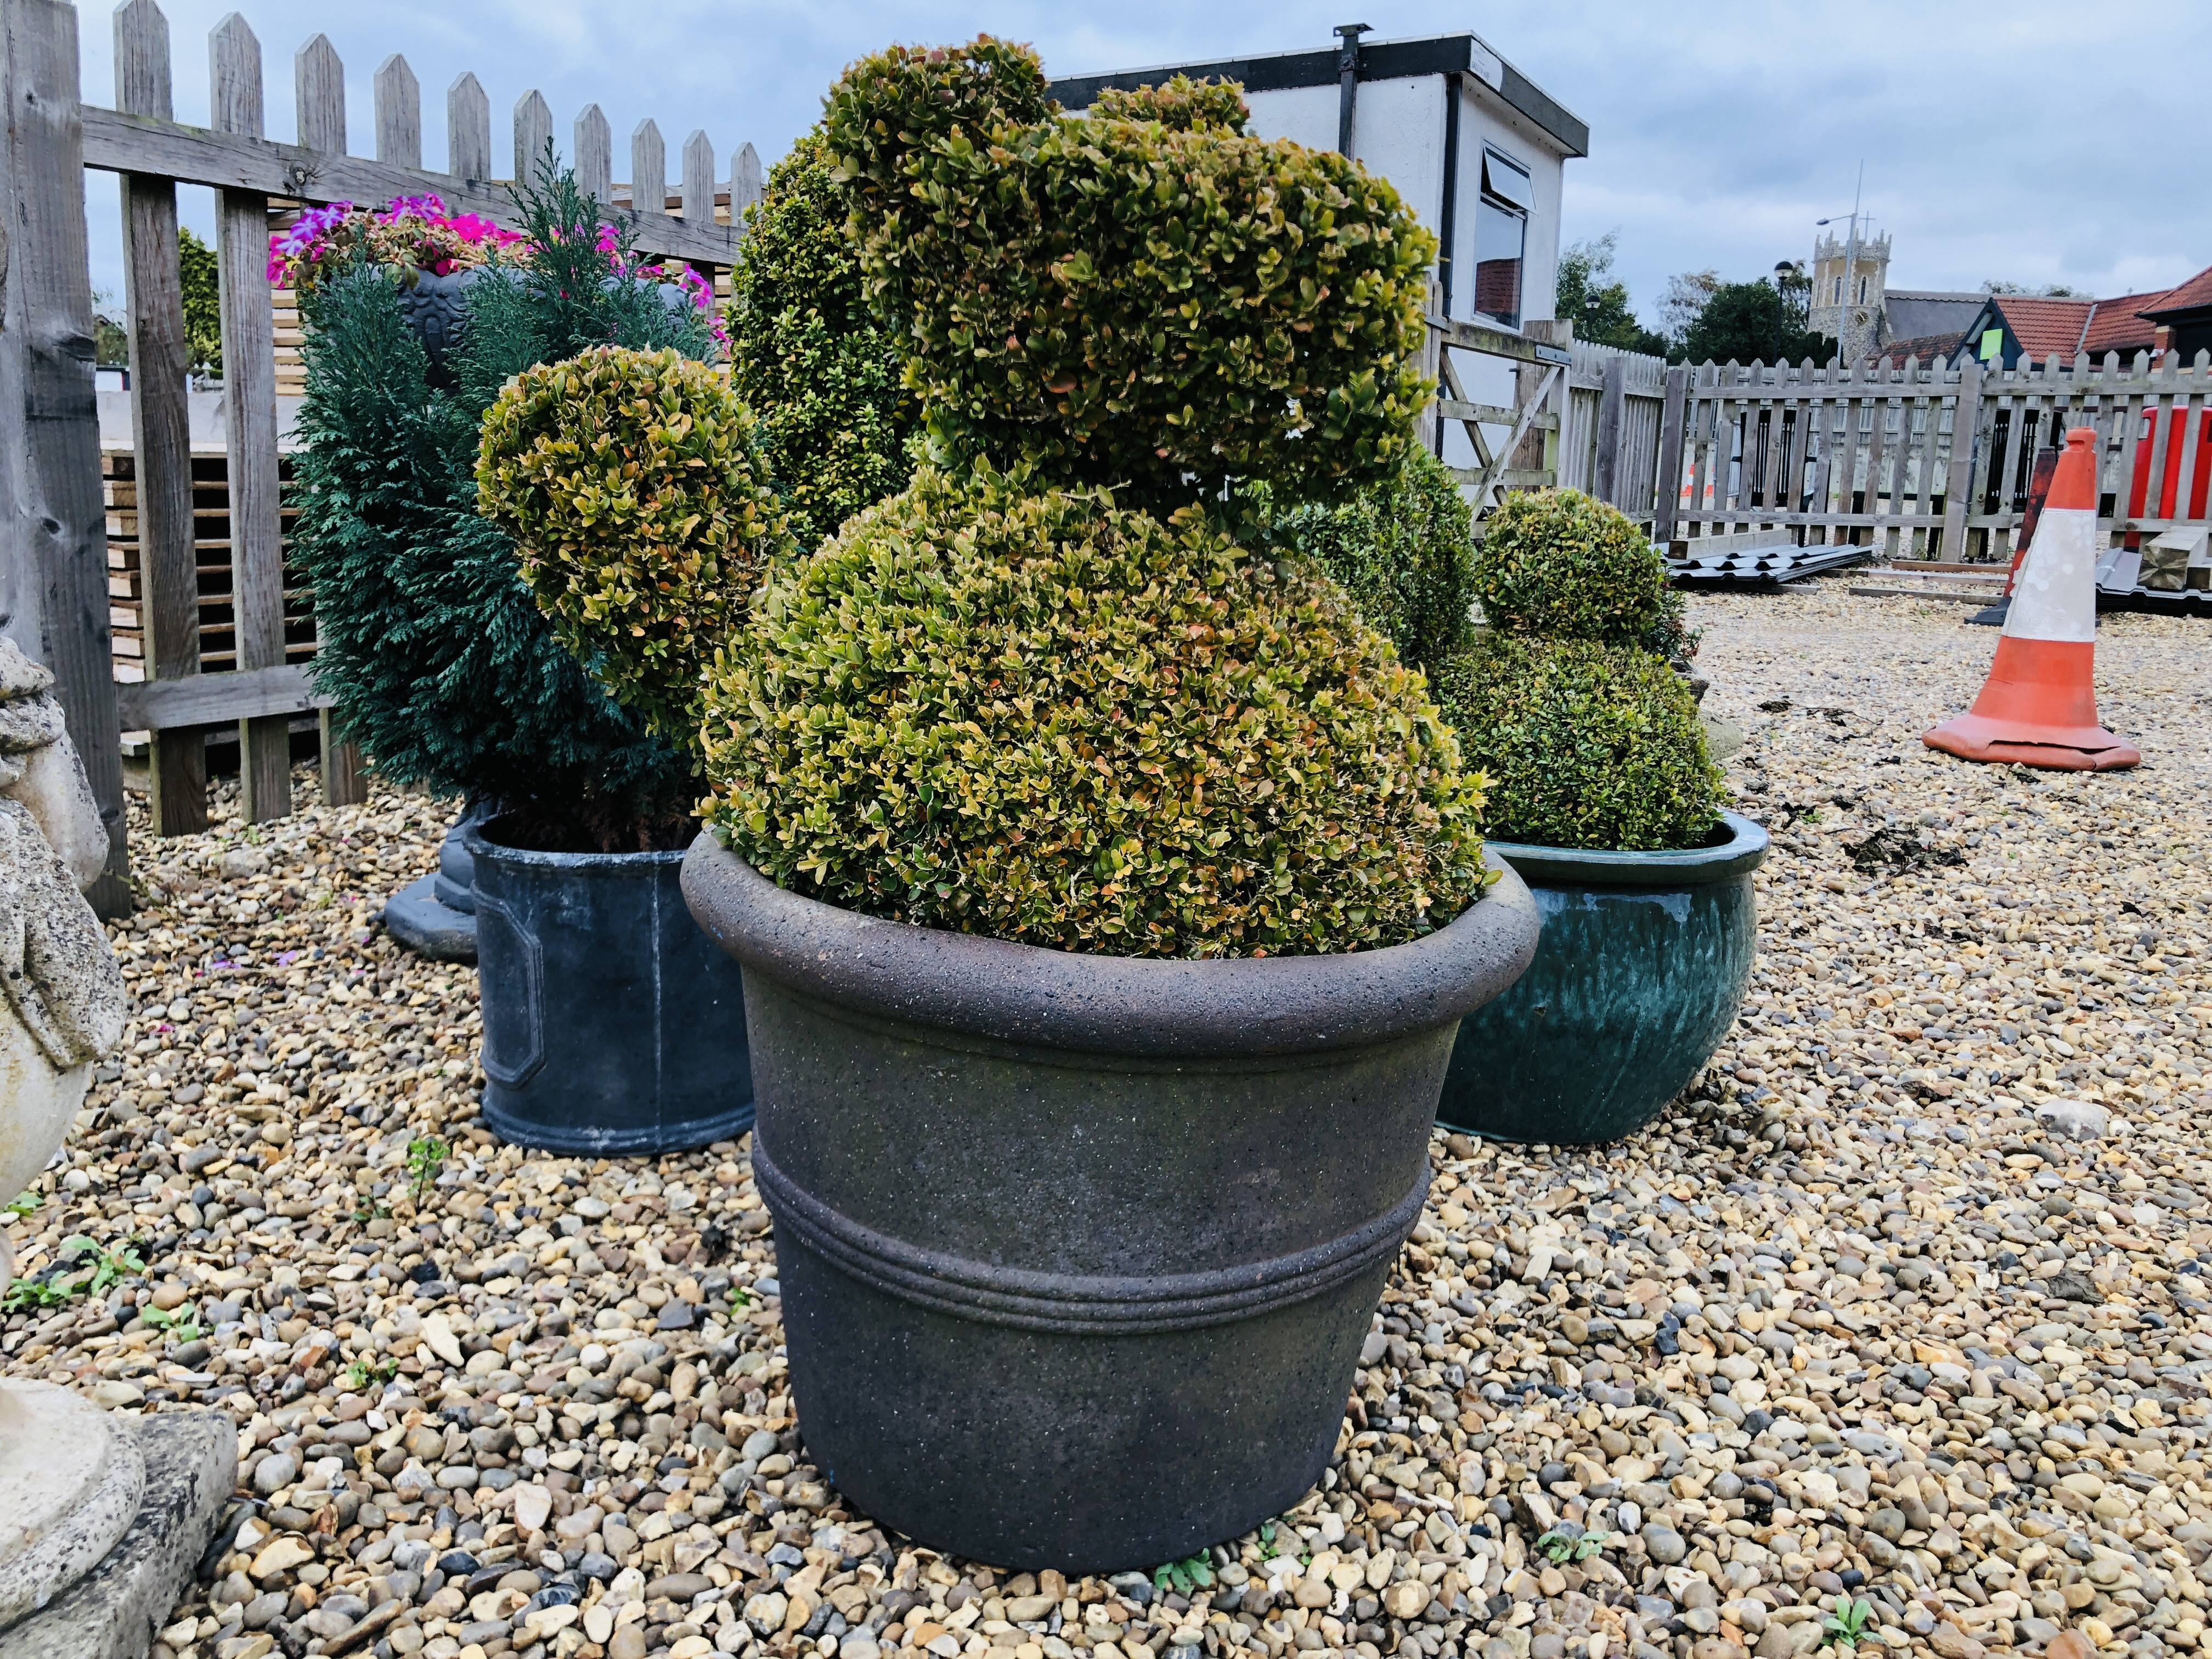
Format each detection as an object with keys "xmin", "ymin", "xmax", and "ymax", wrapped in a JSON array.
[{"xmin": 0, "ymin": 638, "xmax": 141, "ymax": 1634}]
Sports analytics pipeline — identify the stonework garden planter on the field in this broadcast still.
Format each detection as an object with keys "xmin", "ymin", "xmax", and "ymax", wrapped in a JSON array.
[
  {"xmin": 681, "ymin": 833, "xmax": 1541, "ymax": 1572},
  {"xmin": 1437, "ymin": 810, "xmax": 1769, "ymax": 1146},
  {"xmin": 466, "ymin": 821, "xmax": 753, "ymax": 1156}
]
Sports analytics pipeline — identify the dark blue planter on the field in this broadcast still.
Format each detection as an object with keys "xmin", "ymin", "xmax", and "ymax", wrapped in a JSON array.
[
  {"xmin": 465, "ymin": 820, "xmax": 753, "ymax": 1155},
  {"xmin": 1439, "ymin": 810, "xmax": 1768, "ymax": 1146}
]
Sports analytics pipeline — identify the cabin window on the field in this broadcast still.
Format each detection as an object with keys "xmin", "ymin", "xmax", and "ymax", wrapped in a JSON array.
[{"xmin": 1470, "ymin": 148, "xmax": 1530, "ymax": 329}]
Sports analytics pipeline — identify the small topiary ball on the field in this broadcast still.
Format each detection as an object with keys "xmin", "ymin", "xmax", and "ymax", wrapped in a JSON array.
[
  {"xmin": 1472, "ymin": 488, "xmax": 1669, "ymax": 644},
  {"xmin": 701, "ymin": 467, "xmax": 1493, "ymax": 958},
  {"xmin": 1439, "ymin": 635, "xmax": 1725, "ymax": 851},
  {"xmin": 476, "ymin": 345, "xmax": 789, "ymax": 752}
]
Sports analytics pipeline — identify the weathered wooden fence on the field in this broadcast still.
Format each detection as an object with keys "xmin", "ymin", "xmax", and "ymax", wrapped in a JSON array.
[
  {"xmin": 0, "ymin": 0, "xmax": 758, "ymax": 912},
  {"xmin": 1446, "ymin": 334, "xmax": 2212, "ymax": 566},
  {"xmin": 1645, "ymin": 350, "xmax": 2212, "ymax": 559}
]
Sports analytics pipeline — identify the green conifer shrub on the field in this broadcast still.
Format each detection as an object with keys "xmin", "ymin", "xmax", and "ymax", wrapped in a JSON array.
[
  {"xmin": 821, "ymin": 38, "xmax": 1436, "ymax": 512},
  {"xmin": 726, "ymin": 132, "xmax": 916, "ymax": 553},
  {"xmin": 701, "ymin": 467, "xmax": 1489, "ymax": 958}
]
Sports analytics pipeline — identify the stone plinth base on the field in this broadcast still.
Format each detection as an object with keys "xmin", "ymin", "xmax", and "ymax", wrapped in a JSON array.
[{"xmin": 0, "ymin": 1413, "xmax": 236, "ymax": 1659}]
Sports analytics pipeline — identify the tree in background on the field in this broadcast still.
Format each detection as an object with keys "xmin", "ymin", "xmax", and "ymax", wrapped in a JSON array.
[
  {"xmin": 1555, "ymin": 235, "xmax": 1668, "ymax": 356},
  {"xmin": 1660, "ymin": 269, "xmax": 1720, "ymax": 349},
  {"xmin": 1982, "ymin": 279, "xmax": 2081, "ymax": 298},
  {"xmin": 726, "ymin": 131, "xmax": 917, "ymax": 554},
  {"xmin": 90, "ymin": 289, "xmax": 128, "ymax": 368},
  {"xmin": 87, "ymin": 228, "xmax": 222, "ymax": 379},
  {"xmin": 1677, "ymin": 278, "xmax": 1837, "ymax": 366},
  {"xmin": 179, "ymin": 228, "xmax": 222, "ymax": 378}
]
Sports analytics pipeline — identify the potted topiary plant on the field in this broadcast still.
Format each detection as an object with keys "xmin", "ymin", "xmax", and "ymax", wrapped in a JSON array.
[
  {"xmin": 1434, "ymin": 488, "xmax": 1766, "ymax": 1146},
  {"xmin": 511, "ymin": 43, "xmax": 1541, "ymax": 1572},
  {"xmin": 291, "ymin": 163, "xmax": 777, "ymax": 1153}
]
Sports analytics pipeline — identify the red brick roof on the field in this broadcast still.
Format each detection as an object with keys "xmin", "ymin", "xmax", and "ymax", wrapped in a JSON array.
[
  {"xmin": 1989, "ymin": 296, "xmax": 2096, "ymax": 359},
  {"xmin": 2083, "ymin": 293, "xmax": 2165, "ymax": 357},
  {"xmin": 2141, "ymin": 264, "xmax": 2212, "ymax": 320}
]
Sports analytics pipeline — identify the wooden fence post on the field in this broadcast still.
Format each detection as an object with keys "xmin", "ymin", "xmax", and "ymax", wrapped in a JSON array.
[
  {"xmin": 117, "ymin": 0, "xmax": 205, "ymax": 837},
  {"xmin": 680, "ymin": 131, "xmax": 714, "ymax": 224},
  {"xmin": 1939, "ymin": 356, "xmax": 1983, "ymax": 561},
  {"xmin": 729, "ymin": 142, "xmax": 763, "ymax": 225},
  {"xmin": 575, "ymin": 104, "xmax": 612, "ymax": 209},
  {"xmin": 514, "ymin": 90, "xmax": 551, "ymax": 185},
  {"xmin": 212, "ymin": 12, "xmax": 290, "ymax": 821},
  {"xmin": 448, "ymin": 72, "xmax": 489, "ymax": 180},
  {"xmin": 1654, "ymin": 363, "xmax": 1688, "ymax": 546},
  {"xmin": 1593, "ymin": 352, "xmax": 1627, "ymax": 506},
  {"xmin": 373, "ymin": 54, "xmax": 419, "ymax": 167},
  {"xmin": 0, "ymin": 0, "xmax": 131, "ymax": 914}
]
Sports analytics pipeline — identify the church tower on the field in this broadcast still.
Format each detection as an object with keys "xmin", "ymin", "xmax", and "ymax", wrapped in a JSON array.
[{"xmin": 1809, "ymin": 224, "xmax": 1891, "ymax": 362}]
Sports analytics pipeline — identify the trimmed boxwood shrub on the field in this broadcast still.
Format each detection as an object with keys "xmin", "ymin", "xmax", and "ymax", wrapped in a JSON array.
[
  {"xmin": 1439, "ymin": 635, "xmax": 1724, "ymax": 851},
  {"xmin": 822, "ymin": 38, "xmax": 1435, "ymax": 512},
  {"xmin": 1472, "ymin": 488, "xmax": 1668, "ymax": 644},
  {"xmin": 1264, "ymin": 444, "xmax": 1477, "ymax": 687},
  {"xmin": 476, "ymin": 346, "xmax": 789, "ymax": 753},
  {"xmin": 700, "ymin": 467, "xmax": 1491, "ymax": 959},
  {"xmin": 726, "ymin": 131, "xmax": 916, "ymax": 552}
]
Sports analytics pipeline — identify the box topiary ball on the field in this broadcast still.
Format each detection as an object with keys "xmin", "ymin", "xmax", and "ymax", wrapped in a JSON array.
[
  {"xmin": 1472, "ymin": 488, "xmax": 1669, "ymax": 645},
  {"xmin": 701, "ymin": 466, "xmax": 1493, "ymax": 958},
  {"xmin": 1440, "ymin": 634, "xmax": 1725, "ymax": 851},
  {"xmin": 823, "ymin": 38, "xmax": 1436, "ymax": 511},
  {"xmin": 476, "ymin": 345, "xmax": 791, "ymax": 751}
]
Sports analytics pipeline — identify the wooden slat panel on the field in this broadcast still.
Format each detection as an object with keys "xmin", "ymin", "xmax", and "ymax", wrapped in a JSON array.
[
  {"xmin": 116, "ymin": 660, "xmax": 329, "ymax": 729},
  {"xmin": 1424, "ymin": 314, "xmax": 1570, "ymax": 366},
  {"xmin": 513, "ymin": 88, "xmax": 551, "ymax": 186},
  {"xmin": 215, "ymin": 10, "xmax": 289, "ymax": 819},
  {"xmin": 82, "ymin": 106, "xmax": 744, "ymax": 263},
  {"xmin": 115, "ymin": 0, "xmax": 204, "ymax": 834},
  {"xmin": 0, "ymin": 0, "xmax": 130, "ymax": 911}
]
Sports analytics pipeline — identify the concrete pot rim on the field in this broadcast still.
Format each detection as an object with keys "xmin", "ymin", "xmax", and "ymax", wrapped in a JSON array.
[
  {"xmin": 1484, "ymin": 809, "xmax": 1770, "ymax": 889},
  {"xmin": 681, "ymin": 831, "xmax": 1541, "ymax": 1060}
]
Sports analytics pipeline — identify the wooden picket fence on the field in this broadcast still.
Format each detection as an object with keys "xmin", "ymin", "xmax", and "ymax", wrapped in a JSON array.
[
  {"xmin": 0, "ymin": 0, "xmax": 759, "ymax": 911},
  {"xmin": 1627, "ymin": 349, "xmax": 2212, "ymax": 560}
]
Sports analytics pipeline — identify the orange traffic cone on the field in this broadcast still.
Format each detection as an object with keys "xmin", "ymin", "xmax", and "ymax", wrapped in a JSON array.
[{"xmin": 1923, "ymin": 426, "xmax": 2141, "ymax": 771}]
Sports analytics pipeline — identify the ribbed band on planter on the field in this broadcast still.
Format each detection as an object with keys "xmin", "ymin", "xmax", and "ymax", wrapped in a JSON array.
[
  {"xmin": 753, "ymin": 1142, "xmax": 1430, "ymax": 1335},
  {"xmin": 1482, "ymin": 809, "xmax": 1770, "ymax": 888}
]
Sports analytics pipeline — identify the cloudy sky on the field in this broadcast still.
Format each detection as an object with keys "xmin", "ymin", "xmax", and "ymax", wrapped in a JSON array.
[{"xmin": 81, "ymin": 0, "xmax": 2209, "ymax": 323}]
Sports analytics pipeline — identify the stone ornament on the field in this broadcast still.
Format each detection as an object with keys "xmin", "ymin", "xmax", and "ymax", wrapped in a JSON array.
[
  {"xmin": 0, "ymin": 639, "xmax": 126, "ymax": 1288},
  {"xmin": 0, "ymin": 638, "xmax": 137, "ymax": 1639}
]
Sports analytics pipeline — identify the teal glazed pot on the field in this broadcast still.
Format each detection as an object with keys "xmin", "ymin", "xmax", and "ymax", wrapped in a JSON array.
[{"xmin": 1438, "ymin": 810, "xmax": 1768, "ymax": 1146}]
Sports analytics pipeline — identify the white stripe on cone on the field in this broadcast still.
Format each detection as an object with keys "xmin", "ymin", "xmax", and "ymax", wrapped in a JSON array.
[{"xmin": 2003, "ymin": 506, "xmax": 2098, "ymax": 645}]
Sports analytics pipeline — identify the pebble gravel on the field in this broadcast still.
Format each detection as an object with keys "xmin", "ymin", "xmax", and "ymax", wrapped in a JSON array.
[{"xmin": 5, "ymin": 587, "xmax": 2212, "ymax": 1659}]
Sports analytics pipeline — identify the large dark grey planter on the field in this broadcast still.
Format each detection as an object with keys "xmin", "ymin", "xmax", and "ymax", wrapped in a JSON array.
[
  {"xmin": 466, "ymin": 820, "xmax": 753, "ymax": 1155},
  {"xmin": 680, "ymin": 833, "xmax": 1539, "ymax": 1572},
  {"xmin": 1438, "ymin": 810, "xmax": 1769, "ymax": 1146}
]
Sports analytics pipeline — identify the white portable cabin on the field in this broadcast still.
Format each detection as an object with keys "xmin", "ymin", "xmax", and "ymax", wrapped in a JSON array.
[{"xmin": 1049, "ymin": 29, "xmax": 1588, "ymax": 341}]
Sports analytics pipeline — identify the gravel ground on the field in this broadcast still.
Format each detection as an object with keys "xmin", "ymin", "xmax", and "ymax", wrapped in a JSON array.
[{"xmin": 6, "ymin": 585, "xmax": 2212, "ymax": 1659}]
